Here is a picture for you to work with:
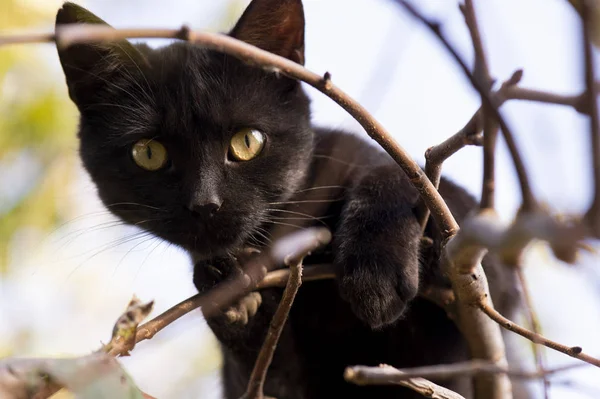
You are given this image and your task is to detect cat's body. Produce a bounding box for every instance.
[197,130,518,399]
[55,1,522,398]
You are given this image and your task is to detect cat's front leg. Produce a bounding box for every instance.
[193,254,279,349]
[193,253,263,326]
[334,165,422,329]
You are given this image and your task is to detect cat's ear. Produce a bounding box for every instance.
[230,0,305,65]
[55,2,148,105]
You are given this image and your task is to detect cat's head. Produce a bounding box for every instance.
[55,0,313,259]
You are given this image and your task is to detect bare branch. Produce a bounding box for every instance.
[418,70,523,233]
[241,255,304,399]
[344,361,586,383]
[0,31,54,46]
[257,263,335,289]
[582,1,600,238]
[106,228,331,357]
[395,0,536,212]
[503,86,589,113]
[461,0,499,210]
[345,364,466,399]
[446,209,582,270]
[515,269,550,399]
[479,300,600,368]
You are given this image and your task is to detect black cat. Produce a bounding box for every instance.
[55,1,523,398]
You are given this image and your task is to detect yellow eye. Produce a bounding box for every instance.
[229,128,265,161]
[131,139,168,171]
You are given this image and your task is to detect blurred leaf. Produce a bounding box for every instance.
[0,353,146,399]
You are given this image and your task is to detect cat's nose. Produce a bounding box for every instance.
[189,200,222,217]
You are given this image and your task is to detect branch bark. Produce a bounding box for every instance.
[345,365,466,399]
[241,255,304,399]
[461,0,499,210]
[479,300,600,368]
[106,228,331,357]
[344,361,585,383]
[395,0,536,212]
[582,0,600,238]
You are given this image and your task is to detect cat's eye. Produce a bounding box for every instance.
[131,139,168,171]
[229,128,265,162]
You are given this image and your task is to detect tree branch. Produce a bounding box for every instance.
[395,0,536,212]
[417,70,523,232]
[461,0,499,210]
[582,1,600,238]
[479,300,600,368]
[515,268,550,399]
[106,228,331,357]
[344,360,585,383]
[241,255,304,399]
[345,365,466,399]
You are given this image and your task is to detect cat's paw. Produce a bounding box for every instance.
[193,257,236,294]
[193,248,262,294]
[338,265,417,329]
[223,292,263,325]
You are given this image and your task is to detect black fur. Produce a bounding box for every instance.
[55,1,522,398]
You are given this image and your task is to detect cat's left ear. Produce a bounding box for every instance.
[230,0,305,65]
[55,2,149,106]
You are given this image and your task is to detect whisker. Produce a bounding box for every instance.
[64,231,156,280]
[313,154,370,167]
[265,208,330,227]
[293,185,346,193]
[269,198,344,205]
[261,220,307,230]
[104,202,165,211]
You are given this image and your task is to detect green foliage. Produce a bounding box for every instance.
[0,0,78,272]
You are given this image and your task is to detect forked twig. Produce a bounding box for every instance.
[106,228,331,357]
[395,0,536,212]
[479,300,600,368]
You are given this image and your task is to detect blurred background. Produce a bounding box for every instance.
[1,0,600,398]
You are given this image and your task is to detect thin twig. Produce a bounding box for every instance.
[106,228,331,357]
[344,361,586,383]
[516,268,550,399]
[395,0,536,211]
[461,0,498,210]
[257,263,335,288]
[241,256,304,399]
[345,365,466,399]
[418,70,523,232]
[503,86,589,113]
[582,0,600,238]
[479,300,600,368]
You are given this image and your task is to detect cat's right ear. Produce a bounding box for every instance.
[230,0,305,65]
[55,2,148,106]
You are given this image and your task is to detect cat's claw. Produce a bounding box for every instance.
[223,292,262,325]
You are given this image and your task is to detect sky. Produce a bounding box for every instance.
[2,0,600,398]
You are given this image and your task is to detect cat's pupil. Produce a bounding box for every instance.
[244,134,251,148]
[146,146,153,159]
